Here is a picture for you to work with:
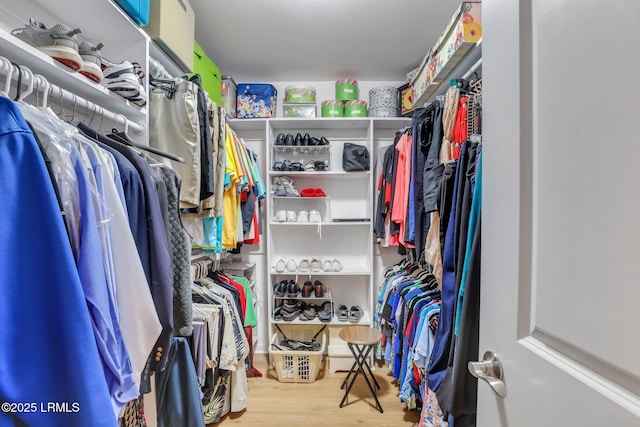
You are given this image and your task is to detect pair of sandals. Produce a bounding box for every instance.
[336,305,363,322]
[299,301,330,321]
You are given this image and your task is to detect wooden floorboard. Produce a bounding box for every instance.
[210,354,421,426]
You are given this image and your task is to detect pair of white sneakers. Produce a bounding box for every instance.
[273,209,321,223]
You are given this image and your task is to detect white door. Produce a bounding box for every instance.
[479,0,640,424]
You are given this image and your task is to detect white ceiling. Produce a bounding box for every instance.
[190,0,462,82]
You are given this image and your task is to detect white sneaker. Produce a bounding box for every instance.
[297,210,309,223]
[286,210,297,222]
[274,259,286,273]
[273,210,287,222]
[309,210,321,222]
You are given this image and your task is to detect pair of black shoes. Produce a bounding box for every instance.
[274,280,299,298]
[275,133,330,146]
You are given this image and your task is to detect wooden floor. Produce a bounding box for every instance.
[210,354,421,427]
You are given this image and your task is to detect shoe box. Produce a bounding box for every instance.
[192,40,221,105]
[144,0,195,72]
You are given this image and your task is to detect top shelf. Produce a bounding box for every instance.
[227,117,412,132]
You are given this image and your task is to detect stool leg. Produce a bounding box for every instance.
[339,343,383,413]
[340,358,359,390]
[353,345,383,413]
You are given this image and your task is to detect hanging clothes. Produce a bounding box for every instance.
[0,95,119,427]
[155,338,206,427]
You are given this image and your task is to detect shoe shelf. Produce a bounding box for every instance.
[269,221,370,226]
[273,145,331,155]
[0,29,144,118]
[271,311,371,326]
[0,0,149,143]
[271,270,371,276]
[273,293,332,301]
[271,195,329,200]
[269,171,370,177]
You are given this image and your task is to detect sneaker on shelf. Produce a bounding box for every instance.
[101,57,147,106]
[11,19,83,71]
[127,61,147,107]
[309,210,321,222]
[286,210,297,223]
[297,210,309,223]
[273,210,287,223]
[78,40,104,83]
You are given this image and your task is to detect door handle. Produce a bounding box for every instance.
[468,351,507,398]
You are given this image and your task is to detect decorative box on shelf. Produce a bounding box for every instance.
[236,83,277,118]
[283,103,317,118]
[411,1,482,108]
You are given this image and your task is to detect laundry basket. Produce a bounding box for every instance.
[269,328,326,383]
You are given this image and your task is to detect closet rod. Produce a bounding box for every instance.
[0,56,145,135]
[462,58,482,80]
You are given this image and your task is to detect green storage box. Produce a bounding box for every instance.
[335,79,358,102]
[192,40,221,105]
[344,100,368,117]
[321,100,344,117]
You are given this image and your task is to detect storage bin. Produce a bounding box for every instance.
[145,0,195,72]
[192,41,221,105]
[114,0,150,26]
[283,103,316,118]
[335,79,358,102]
[344,100,368,117]
[411,1,482,107]
[368,86,399,117]
[221,75,237,118]
[284,85,316,104]
[236,83,277,118]
[269,331,325,383]
[321,100,344,117]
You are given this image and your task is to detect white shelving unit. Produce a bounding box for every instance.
[225,116,411,372]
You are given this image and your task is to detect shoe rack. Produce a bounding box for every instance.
[229,117,411,372]
[0,0,150,144]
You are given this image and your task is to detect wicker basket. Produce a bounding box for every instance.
[269,330,326,383]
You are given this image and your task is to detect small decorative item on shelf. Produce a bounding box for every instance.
[399,83,415,117]
[236,83,277,118]
[321,100,344,117]
[368,86,399,117]
[344,100,368,117]
[335,78,358,101]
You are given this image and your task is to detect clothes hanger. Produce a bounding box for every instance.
[10,62,23,101]
[0,57,13,97]
[108,117,186,164]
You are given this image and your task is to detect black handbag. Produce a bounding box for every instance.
[342,143,370,171]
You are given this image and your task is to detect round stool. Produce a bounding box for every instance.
[338,325,383,413]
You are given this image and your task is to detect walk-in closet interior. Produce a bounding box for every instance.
[2,0,638,426]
